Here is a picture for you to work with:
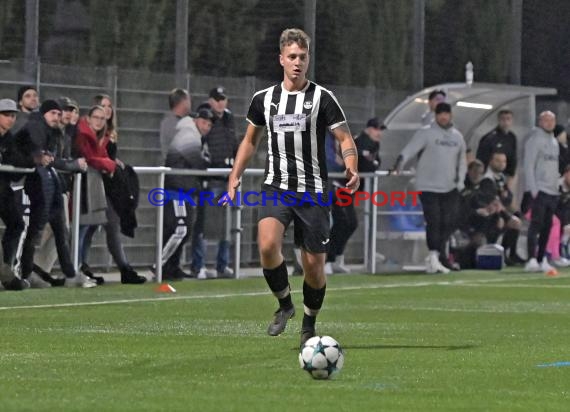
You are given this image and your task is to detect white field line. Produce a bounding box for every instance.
[0,274,566,312]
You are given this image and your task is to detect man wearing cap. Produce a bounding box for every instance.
[33,97,88,284]
[160,88,191,160]
[158,107,214,280]
[393,102,467,274]
[0,99,30,290]
[190,87,238,279]
[15,99,96,288]
[421,89,447,126]
[12,85,39,134]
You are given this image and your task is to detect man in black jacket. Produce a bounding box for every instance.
[32,97,89,285]
[476,109,517,185]
[15,99,96,288]
[0,99,29,290]
[191,87,238,279]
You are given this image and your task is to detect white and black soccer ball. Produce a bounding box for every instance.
[298,335,344,379]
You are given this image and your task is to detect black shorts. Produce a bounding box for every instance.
[257,195,331,254]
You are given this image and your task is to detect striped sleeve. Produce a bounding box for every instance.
[320,89,347,130]
[246,91,266,127]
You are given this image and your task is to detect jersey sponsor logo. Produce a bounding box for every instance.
[543,154,558,161]
[303,100,313,110]
[273,114,307,133]
[435,139,459,147]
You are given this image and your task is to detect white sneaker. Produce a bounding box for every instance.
[540,259,558,275]
[217,266,234,278]
[426,252,449,274]
[197,268,217,280]
[66,272,97,288]
[552,257,570,268]
[331,256,351,273]
[525,258,541,272]
[28,272,51,289]
[324,262,333,275]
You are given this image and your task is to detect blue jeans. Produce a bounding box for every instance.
[191,185,230,272]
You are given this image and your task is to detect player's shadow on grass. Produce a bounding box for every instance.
[342,344,477,351]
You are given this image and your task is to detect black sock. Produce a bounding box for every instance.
[502,229,519,257]
[263,260,292,309]
[302,281,326,330]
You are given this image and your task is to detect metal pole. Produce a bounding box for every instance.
[363,176,371,270]
[155,172,165,283]
[411,0,425,90]
[175,0,189,88]
[24,0,39,80]
[233,204,242,279]
[71,173,82,271]
[510,0,523,84]
[370,174,379,274]
[304,0,317,81]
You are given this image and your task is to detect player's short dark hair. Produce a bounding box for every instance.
[428,89,446,101]
[279,28,310,52]
[498,109,513,117]
[468,159,484,171]
[168,88,189,110]
[490,150,507,159]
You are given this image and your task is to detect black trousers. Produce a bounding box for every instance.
[0,186,25,265]
[419,190,459,255]
[20,167,75,278]
[327,192,358,262]
[161,200,194,271]
[526,191,559,262]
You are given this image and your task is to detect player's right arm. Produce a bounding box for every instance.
[224,124,265,204]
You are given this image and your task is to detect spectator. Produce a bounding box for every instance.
[522,111,560,274]
[480,151,524,265]
[393,102,466,273]
[0,99,29,291]
[421,89,446,126]
[160,88,191,160]
[555,124,569,175]
[15,99,96,288]
[159,107,213,281]
[355,117,385,189]
[476,109,517,186]
[76,103,146,284]
[191,87,238,279]
[12,86,39,134]
[324,130,357,274]
[69,99,80,126]
[33,97,88,286]
[557,165,570,259]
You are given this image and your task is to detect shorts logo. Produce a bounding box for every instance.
[303,101,313,110]
[321,238,330,245]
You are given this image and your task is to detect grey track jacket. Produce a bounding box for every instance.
[399,122,467,193]
[523,127,559,196]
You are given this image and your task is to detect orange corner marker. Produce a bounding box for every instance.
[156,283,177,293]
[545,269,558,277]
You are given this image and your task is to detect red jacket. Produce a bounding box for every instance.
[75,117,116,174]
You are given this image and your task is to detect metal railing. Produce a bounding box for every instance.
[0,165,416,281]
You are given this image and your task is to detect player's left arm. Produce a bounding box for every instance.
[332,124,359,193]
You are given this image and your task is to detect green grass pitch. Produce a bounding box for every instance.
[1,269,569,411]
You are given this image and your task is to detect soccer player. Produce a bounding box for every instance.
[223,28,359,346]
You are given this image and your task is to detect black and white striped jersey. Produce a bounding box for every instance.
[246,81,347,194]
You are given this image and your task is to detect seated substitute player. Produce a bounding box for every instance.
[222,28,359,346]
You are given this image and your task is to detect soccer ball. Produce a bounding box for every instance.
[298,335,344,379]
